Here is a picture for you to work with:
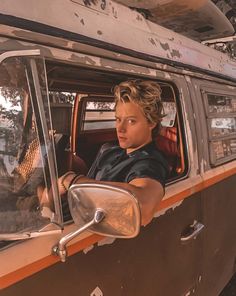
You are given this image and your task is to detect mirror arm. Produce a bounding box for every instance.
[52,209,105,262]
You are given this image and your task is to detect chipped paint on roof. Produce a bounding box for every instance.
[0,0,236,80]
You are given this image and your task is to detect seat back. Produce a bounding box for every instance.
[155,126,181,176]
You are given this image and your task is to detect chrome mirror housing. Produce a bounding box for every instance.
[53,183,140,262]
[69,183,141,238]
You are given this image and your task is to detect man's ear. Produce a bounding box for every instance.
[148,121,157,131]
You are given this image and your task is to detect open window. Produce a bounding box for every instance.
[48,64,187,181]
[39,60,187,200]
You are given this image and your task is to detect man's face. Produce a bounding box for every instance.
[115,101,155,153]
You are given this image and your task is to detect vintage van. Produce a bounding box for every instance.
[0,0,236,295]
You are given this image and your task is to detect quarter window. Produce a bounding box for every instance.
[203,91,236,165]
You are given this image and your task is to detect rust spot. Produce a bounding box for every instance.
[170,49,181,58]
[160,42,170,51]
[112,6,118,18]
[80,19,85,25]
[97,30,103,35]
[149,38,156,46]
[83,0,98,6]
[136,14,143,21]
[100,58,151,74]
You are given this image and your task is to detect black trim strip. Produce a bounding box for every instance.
[0,13,236,83]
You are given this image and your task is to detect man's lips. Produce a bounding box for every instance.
[118,136,127,141]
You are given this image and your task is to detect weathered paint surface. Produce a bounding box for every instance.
[0,2,236,292]
[114,0,234,40]
[0,0,236,80]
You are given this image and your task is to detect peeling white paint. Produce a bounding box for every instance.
[200,158,205,174]
[164,72,171,79]
[154,200,183,218]
[83,244,94,254]
[97,237,116,246]
[90,286,103,296]
[1,0,236,80]
[185,75,191,83]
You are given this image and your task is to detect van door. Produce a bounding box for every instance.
[0,50,62,245]
[1,69,204,296]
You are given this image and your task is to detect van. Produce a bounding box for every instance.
[0,1,236,295]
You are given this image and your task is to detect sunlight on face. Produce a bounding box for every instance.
[115,101,155,153]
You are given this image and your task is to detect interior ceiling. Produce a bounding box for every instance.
[46,62,173,94]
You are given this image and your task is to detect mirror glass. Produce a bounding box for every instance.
[68,183,141,238]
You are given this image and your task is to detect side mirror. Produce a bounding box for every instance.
[53,183,141,262]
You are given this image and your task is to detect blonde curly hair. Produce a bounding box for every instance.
[114,79,165,137]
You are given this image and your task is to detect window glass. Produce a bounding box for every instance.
[210,117,236,137]
[204,92,236,165]
[49,91,75,135]
[162,102,176,127]
[212,139,236,160]
[82,101,115,131]
[0,56,58,234]
[207,94,236,114]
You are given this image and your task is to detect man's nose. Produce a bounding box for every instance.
[117,120,126,132]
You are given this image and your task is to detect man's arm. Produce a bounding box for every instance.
[58,174,164,226]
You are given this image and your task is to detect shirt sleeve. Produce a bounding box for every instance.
[125,158,169,187]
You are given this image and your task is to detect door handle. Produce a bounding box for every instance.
[181,221,204,242]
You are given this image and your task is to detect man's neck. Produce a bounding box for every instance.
[126,140,153,154]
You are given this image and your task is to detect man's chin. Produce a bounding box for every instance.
[118,141,129,149]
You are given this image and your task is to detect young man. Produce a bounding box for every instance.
[57,80,169,225]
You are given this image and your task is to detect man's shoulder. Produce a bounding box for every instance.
[99,142,120,154]
[134,144,169,172]
[98,143,122,163]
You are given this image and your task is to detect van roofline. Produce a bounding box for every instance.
[0,0,236,81]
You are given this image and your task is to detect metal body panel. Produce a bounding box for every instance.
[0,0,236,81]
[1,193,203,296]
[0,4,236,293]
[201,173,236,296]
[114,0,234,41]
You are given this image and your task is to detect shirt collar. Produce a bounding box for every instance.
[126,141,155,158]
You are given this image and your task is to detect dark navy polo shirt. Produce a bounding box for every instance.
[88,142,169,188]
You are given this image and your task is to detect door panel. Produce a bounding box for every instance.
[2,192,203,296]
[201,174,236,296]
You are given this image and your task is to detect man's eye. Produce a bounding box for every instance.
[128,119,136,124]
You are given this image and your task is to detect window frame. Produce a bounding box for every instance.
[72,79,189,183]
[0,50,63,243]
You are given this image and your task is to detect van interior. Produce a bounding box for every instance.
[46,61,186,182]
